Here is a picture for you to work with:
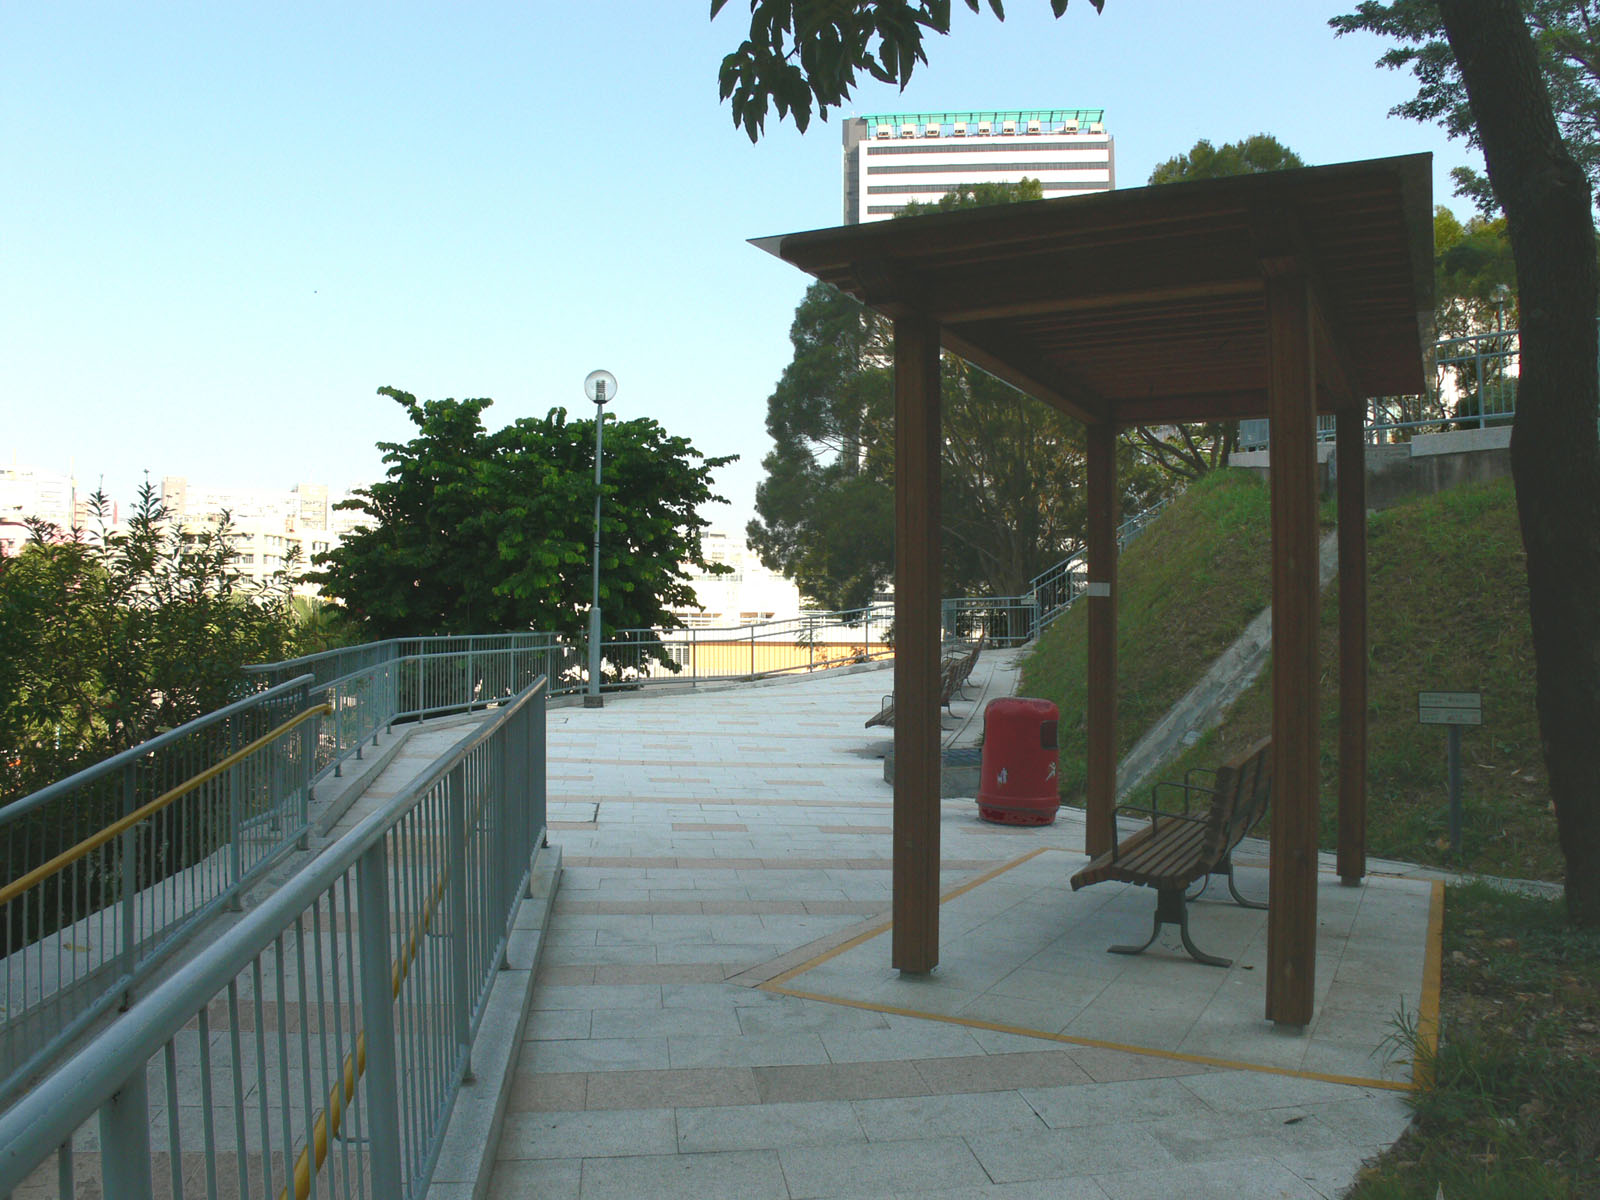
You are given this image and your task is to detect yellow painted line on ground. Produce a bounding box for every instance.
[762,845,1442,1094]
[762,848,1049,989]
[1415,879,1446,1089]
[764,980,1414,1092]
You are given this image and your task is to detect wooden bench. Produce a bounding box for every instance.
[1069,738,1272,967]
[865,635,985,729]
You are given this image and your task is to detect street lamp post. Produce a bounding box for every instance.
[583,370,616,708]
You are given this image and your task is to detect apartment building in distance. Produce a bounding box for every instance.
[0,464,93,557]
[842,108,1114,224]
[159,476,372,592]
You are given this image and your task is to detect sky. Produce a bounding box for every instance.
[1,2,1474,536]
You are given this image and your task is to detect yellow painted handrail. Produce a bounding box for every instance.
[282,841,454,1200]
[0,704,333,909]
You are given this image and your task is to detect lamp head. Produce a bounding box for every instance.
[584,369,618,407]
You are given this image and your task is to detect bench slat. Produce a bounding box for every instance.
[1070,739,1272,894]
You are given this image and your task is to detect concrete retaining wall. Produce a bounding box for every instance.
[1231,425,1511,510]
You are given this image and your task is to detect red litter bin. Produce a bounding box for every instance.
[978,697,1060,825]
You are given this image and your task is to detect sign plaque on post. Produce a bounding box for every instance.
[1418,691,1482,853]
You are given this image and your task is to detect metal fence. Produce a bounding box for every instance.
[246,634,578,784]
[0,676,324,1111]
[0,676,549,1200]
[1238,324,1523,451]
[1023,494,1175,633]
[598,606,895,690]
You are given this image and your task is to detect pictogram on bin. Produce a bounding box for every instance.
[977,697,1060,825]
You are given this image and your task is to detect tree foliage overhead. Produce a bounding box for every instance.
[313,388,733,653]
[1331,0,1600,213]
[1147,134,1305,185]
[710,0,1096,140]
[0,485,302,803]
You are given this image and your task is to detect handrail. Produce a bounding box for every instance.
[281,761,466,1200]
[0,672,316,819]
[0,677,549,1197]
[0,705,331,909]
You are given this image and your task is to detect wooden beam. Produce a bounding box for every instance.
[934,277,1263,325]
[892,313,943,974]
[1336,407,1369,884]
[1265,273,1320,1028]
[940,326,1109,425]
[1113,391,1269,425]
[1084,422,1118,858]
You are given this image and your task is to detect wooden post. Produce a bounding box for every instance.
[1336,406,1368,884]
[1265,275,1319,1027]
[892,313,942,974]
[1085,421,1118,858]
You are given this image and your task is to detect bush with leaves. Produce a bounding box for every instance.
[311,388,734,673]
[0,483,302,805]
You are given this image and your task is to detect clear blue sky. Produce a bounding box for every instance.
[1,2,1470,533]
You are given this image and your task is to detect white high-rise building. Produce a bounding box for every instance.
[672,531,802,628]
[842,108,1114,224]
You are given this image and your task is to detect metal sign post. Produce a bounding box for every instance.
[1418,691,1483,853]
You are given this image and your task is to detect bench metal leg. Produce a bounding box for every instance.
[1186,858,1268,911]
[1219,854,1268,910]
[1109,886,1232,968]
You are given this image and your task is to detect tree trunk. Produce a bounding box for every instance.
[1439,0,1600,925]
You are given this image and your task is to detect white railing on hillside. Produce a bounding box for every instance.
[1024,494,1175,634]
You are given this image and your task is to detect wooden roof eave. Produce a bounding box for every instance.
[751,151,1435,424]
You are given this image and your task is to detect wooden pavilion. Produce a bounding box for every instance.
[756,154,1434,1025]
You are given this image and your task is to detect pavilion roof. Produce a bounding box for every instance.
[754,153,1433,426]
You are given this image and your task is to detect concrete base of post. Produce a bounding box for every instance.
[583,695,604,709]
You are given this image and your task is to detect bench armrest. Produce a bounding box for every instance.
[1148,778,1219,816]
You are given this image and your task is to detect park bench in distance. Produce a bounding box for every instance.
[865,634,985,729]
[1069,737,1272,967]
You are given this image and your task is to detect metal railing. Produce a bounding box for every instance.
[0,676,549,1200]
[598,605,895,689]
[1239,324,1524,450]
[0,676,324,1109]
[1023,494,1175,633]
[247,634,578,784]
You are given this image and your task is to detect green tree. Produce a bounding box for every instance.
[1332,0,1600,213]
[313,388,734,667]
[711,0,1096,140]
[0,484,301,802]
[1147,134,1305,185]
[898,177,1045,214]
[747,282,895,610]
[1434,204,1518,336]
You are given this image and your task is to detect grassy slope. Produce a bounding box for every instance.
[1020,469,1274,797]
[1021,470,1554,880]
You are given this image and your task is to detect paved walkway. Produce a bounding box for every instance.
[484,654,1434,1200]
